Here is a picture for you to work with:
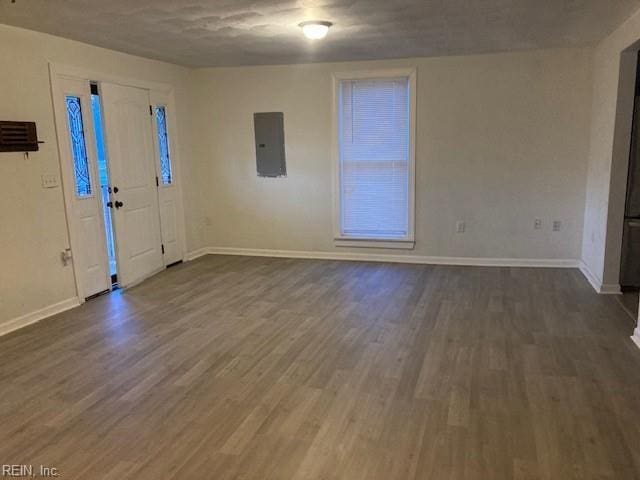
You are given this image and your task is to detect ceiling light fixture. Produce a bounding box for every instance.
[299,21,332,40]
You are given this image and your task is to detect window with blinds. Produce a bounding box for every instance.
[337,76,411,240]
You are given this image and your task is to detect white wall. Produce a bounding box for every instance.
[0,24,200,326]
[0,22,609,330]
[582,7,640,291]
[190,48,593,261]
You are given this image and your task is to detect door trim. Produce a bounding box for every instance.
[49,62,187,301]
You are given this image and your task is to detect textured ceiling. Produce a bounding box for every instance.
[1,0,639,67]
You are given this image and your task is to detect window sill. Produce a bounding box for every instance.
[334,238,415,250]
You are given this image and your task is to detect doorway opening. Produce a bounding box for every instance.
[90,82,118,287]
[619,53,640,319]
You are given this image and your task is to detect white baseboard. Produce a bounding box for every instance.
[579,261,602,292]
[578,261,622,295]
[189,246,580,269]
[191,247,622,296]
[600,284,623,294]
[632,328,640,350]
[0,297,80,337]
[185,247,210,262]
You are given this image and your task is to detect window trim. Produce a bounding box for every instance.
[332,68,417,249]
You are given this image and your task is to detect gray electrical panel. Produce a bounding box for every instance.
[254,112,286,177]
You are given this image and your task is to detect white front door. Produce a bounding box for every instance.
[54,77,111,299]
[100,83,164,287]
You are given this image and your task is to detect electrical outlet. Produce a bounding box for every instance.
[534,219,542,230]
[553,221,561,232]
[456,221,465,233]
[41,174,59,189]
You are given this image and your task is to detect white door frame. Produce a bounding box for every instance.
[49,62,187,303]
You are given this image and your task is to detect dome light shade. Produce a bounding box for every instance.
[299,21,332,40]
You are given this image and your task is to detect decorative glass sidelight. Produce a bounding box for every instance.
[65,96,92,197]
[155,106,172,185]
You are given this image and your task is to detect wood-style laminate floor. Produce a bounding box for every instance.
[1,255,640,480]
[619,290,639,321]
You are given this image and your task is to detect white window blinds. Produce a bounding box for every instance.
[338,77,410,239]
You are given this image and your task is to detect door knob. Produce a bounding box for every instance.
[115,200,124,209]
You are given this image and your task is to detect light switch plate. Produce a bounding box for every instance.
[41,174,59,188]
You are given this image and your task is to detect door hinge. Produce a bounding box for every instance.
[149,105,153,115]
[161,244,165,255]
[155,176,159,187]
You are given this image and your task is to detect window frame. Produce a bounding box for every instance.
[332,68,417,249]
